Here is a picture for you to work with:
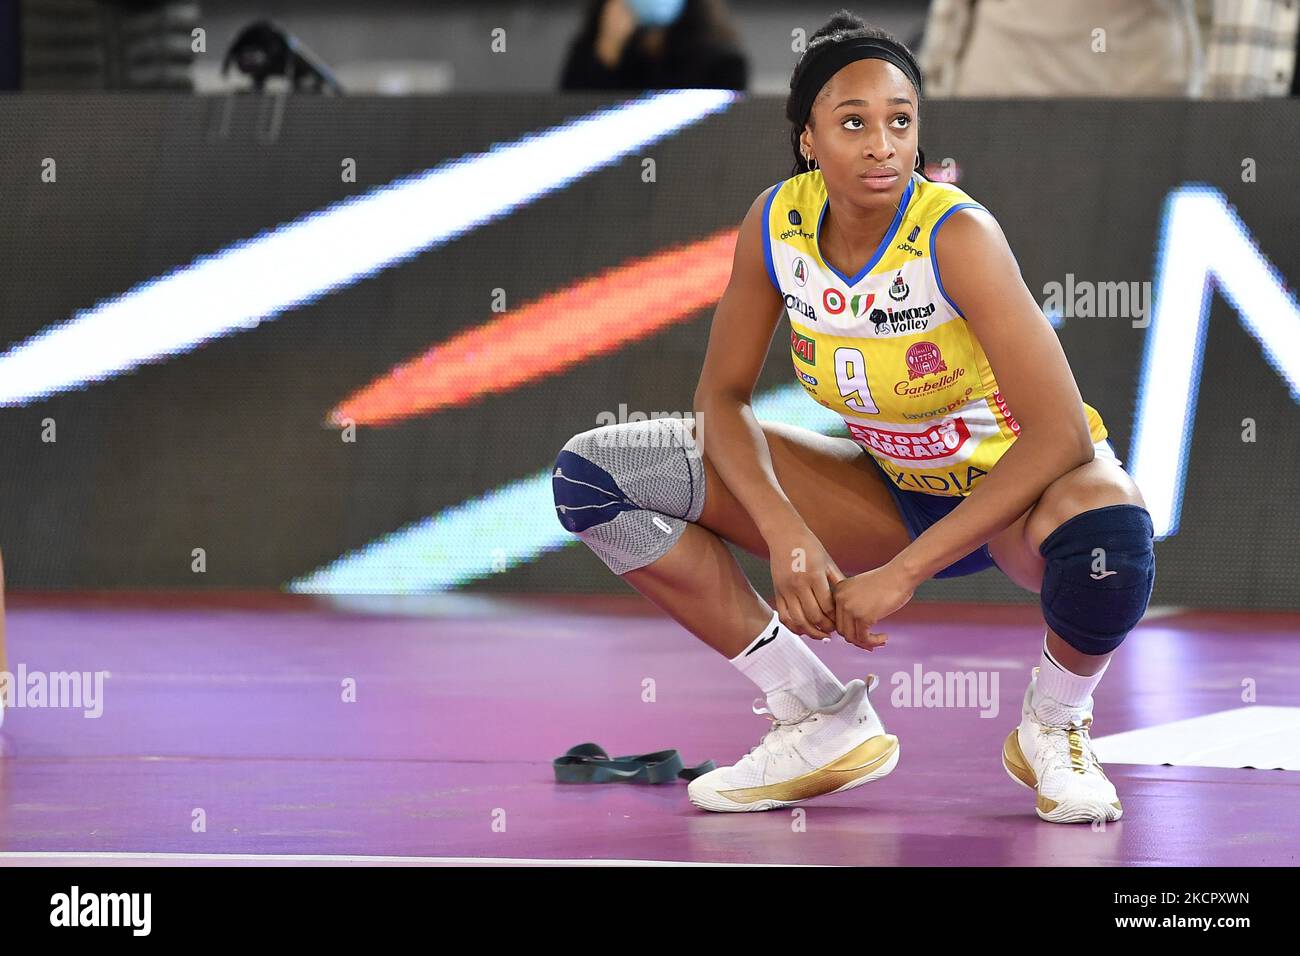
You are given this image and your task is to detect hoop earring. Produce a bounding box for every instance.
[804,152,818,171]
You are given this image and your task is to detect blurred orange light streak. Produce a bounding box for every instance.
[329,229,738,426]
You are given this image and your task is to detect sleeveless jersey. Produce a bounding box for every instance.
[762,169,1108,497]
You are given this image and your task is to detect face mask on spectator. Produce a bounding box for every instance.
[626,0,686,28]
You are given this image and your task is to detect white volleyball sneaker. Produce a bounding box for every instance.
[1002,667,1123,824]
[687,675,899,812]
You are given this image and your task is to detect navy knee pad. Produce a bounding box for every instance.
[552,448,640,533]
[551,418,704,575]
[1038,504,1156,656]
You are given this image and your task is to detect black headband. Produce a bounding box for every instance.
[790,36,922,131]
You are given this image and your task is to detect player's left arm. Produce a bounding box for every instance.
[895,206,1096,582]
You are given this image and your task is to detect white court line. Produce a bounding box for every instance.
[1093,705,1300,771]
[0,851,809,867]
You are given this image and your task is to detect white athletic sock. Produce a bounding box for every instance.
[1032,632,1111,726]
[730,610,845,721]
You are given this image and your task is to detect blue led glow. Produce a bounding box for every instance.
[289,385,843,593]
[1130,184,1300,539]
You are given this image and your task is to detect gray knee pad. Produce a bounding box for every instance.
[552,417,705,575]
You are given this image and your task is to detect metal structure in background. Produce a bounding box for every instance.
[221,19,343,94]
[19,0,199,90]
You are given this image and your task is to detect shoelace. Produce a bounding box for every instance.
[1035,713,1103,775]
[743,677,881,760]
[745,698,820,757]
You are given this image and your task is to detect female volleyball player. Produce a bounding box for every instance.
[552,10,1155,823]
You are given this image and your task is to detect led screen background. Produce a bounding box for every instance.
[0,94,1296,607]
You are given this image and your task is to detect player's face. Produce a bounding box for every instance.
[801,58,919,209]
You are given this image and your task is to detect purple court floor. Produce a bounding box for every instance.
[1,593,1296,867]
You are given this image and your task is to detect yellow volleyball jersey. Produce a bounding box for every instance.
[762,169,1108,497]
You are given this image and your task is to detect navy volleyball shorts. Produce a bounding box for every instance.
[866,438,1121,580]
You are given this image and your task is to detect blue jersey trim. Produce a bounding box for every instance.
[761,181,783,292]
[930,202,985,318]
[815,175,916,288]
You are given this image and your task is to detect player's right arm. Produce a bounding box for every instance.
[693,187,840,639]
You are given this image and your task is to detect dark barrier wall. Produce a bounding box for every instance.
[0,94,1297,607]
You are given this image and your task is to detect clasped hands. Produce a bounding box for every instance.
[768,528,919,651]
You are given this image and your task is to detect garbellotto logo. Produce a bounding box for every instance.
[790,329,816,365]
[846,417,973,461]
[823,288,846,314]
[894,367,966,396]
[905,341,948,380]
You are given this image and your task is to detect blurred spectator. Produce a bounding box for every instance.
[560,0,747,91]
[919,0,1202,96]
[1203,0,1300,96]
